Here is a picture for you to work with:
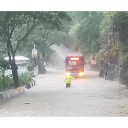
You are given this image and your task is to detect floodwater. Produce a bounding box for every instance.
[0,65,128,117]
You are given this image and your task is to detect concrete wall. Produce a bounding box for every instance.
[0,87,25,105]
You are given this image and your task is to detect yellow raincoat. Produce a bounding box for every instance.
[64,74,75,83]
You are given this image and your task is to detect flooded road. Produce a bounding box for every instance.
[0,65,128,116]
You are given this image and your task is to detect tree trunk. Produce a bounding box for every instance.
[37,53,46,74]
[11,62,20,88]
[38,58,45,74]
[7,42,20,88]
[113,24,115,46]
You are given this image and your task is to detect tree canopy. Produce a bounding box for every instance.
[1,11,128,87]
[73,11,103,54]
[0,11,72,87]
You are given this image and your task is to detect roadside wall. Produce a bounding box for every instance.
[0,87,25,105]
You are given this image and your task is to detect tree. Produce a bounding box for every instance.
[16,13,73,73]
[0,58,10,87]
[0,11,71,88]
[19,24,74,73]
[74,11,103,54]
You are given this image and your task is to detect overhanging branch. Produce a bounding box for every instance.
[14,17,36,53]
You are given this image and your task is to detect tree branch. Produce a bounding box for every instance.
[0,26,9,36]
[9,25,15,40]
[47,42,56,48]
[27,16,31,31]
[14,17,36,53]
[46,36,64,48]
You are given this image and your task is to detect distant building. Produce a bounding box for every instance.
[4,56,30,65]
[4,56,30,75]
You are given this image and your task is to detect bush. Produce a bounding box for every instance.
[95,49,104,68]
[18,71,33,85]
[0,71,34,92]
[0,74,15,92]
[4,75,14,89]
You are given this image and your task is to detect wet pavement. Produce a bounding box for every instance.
[0,66,128,116]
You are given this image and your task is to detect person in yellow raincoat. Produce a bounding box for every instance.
[64,74,75,88]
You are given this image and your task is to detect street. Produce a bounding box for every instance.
[0,65,128,117]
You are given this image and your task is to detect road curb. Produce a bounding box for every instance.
[0,86,25,105]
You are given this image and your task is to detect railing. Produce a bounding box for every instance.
[33,66,39,76]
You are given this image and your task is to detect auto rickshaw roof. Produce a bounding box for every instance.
[64,53,84,63]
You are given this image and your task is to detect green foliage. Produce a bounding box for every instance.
[17,25,74,59]
[4,75,14,89]
[0,58,10,73]
[18,71,33,85]
[0,71,33,92]
[13,12,72,58]
[2,11,128,85]
[100,11,128,63]
[74,11,103,54]
[0,11,72,87]
[0,74,14,92]
[122,53,128,64]
[95,49,104,68]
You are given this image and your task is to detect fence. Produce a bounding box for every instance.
[33,66,39,76]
